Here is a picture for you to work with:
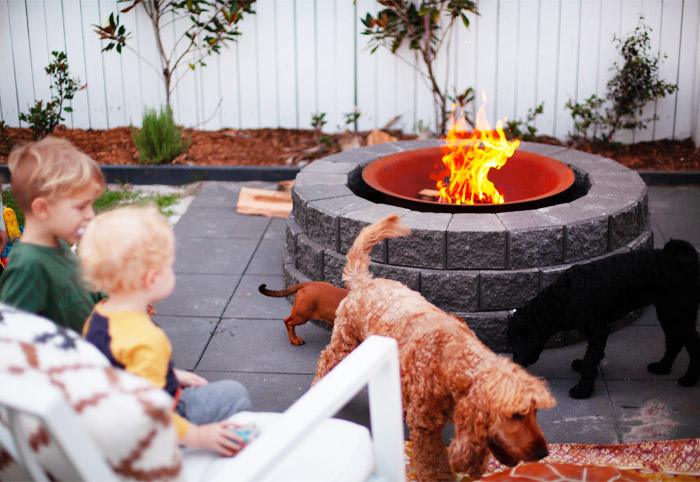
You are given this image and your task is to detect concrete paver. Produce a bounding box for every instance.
[158,182,700,448]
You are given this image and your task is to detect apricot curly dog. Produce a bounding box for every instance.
[313,214,556,481]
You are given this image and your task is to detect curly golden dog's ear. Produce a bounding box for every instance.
[448,397,491,478]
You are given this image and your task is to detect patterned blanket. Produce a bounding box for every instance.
[404,438,700,481]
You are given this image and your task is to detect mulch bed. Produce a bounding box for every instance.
[1,127,698,171]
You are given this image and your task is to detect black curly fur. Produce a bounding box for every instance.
[507,239,700,399]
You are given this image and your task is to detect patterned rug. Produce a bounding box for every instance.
[404,438,700,481]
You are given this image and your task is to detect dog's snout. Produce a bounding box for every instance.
[533,446,549,460]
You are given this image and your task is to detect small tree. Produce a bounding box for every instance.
[360,0,479,136]
[19,51,85,139]
[566,17,678,144]
[96,0,255,108]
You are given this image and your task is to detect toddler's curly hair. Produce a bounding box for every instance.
[79,206,174,294]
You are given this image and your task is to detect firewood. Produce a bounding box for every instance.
[418,188,440,200]
[236,187,292,218]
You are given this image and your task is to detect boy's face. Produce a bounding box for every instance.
[45,187,101,245]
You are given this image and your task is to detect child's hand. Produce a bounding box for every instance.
[174,368,208,387]
[147,302,157,315]
[183,421,245,457]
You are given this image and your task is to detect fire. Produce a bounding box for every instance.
[432,96,520,204]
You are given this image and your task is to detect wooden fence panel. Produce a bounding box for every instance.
[1,0,698,145]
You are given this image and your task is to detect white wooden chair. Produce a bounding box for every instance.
[0,335,405,482]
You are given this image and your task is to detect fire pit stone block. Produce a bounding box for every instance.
[497,211,564,269]
[479,269,540,311]
[386,211,452,269]
[338,204,411,260]
[295,234,325,281]
[420,270,479,312]
[447,214,508,269]
[306,196,375,251]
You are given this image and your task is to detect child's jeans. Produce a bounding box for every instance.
[175,380,251,425]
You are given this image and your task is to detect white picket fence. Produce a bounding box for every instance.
[1,0,699,144]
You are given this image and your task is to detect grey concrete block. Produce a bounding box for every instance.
[306,195,374,251]
[368,263,421,291]
[517,142,570,156]
[508,226,564,269]
[338,204,411,260]
[588,170,646,186]
[299,160,359,174]
[392,139,444,150]
[587,183,647,202]
[627,230,654,251]
[357,142,404,155]
[285,215,302,257]
[387,211,451,269]
[295,234,324,280]
[456,311,511,352]
[291,189,307,231]
[564,216,609,262]
[293,172,348,187]
[421,270,479,312]
[322,250,346,288]
[609,199,641,250]
[447,214,507,269]
[551,150,630,173]
[480,269,539,310]
[318,149,384,164]
[539,263,573,290]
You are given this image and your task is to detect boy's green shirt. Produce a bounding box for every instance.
[0,239,105,333]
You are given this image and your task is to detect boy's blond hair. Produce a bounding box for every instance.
[8,136,105,212]
[79,206,175,294]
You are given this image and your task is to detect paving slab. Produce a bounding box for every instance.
[197,318,329,372]
[156,273,240,317]
[245,239,287,275]
[174,207,272,238]
[222,274,297,319]
[607,380,700,443]
[153,315,218,371]
[536,378,619,444]
[175,236,259,274]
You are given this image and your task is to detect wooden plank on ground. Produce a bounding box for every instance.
[236,187,292,218]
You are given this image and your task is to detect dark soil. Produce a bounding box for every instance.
[1,127,698,171]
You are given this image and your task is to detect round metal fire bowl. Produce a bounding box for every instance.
[362,147,576,213]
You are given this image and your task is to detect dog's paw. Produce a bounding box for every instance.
[569,383,594,399]
[572,359,599,377]
[290,338,306,346]
[647,361,672,375]
[678,371,699,387]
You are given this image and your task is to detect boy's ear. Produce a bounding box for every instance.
[143,268,157,290]
[30,197,51,220]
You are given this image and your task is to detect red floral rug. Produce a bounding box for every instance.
[404,438,700,481]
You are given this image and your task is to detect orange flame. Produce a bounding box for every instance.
[432,95,520,204]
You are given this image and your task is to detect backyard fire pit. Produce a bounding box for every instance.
[362,147,576,213]
[284,139,651,351]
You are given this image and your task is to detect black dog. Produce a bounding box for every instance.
[507,239,700,399]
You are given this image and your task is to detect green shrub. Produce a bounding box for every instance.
[132,106,190,165]
[19,51,85,139]
[566,17,678,144]
[505,102,545,141]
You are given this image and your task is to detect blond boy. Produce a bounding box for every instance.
[1,136,106,332]
[79,206,251,456]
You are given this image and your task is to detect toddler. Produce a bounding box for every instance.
[80,206,251,456]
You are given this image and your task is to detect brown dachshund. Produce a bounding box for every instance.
[258,282,348,345]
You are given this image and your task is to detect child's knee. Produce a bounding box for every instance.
[216,379,251,414]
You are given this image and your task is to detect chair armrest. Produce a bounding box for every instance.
[224,335,405,482]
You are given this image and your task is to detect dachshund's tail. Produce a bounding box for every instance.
[258,282,312,298]
[342,213,411,290]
